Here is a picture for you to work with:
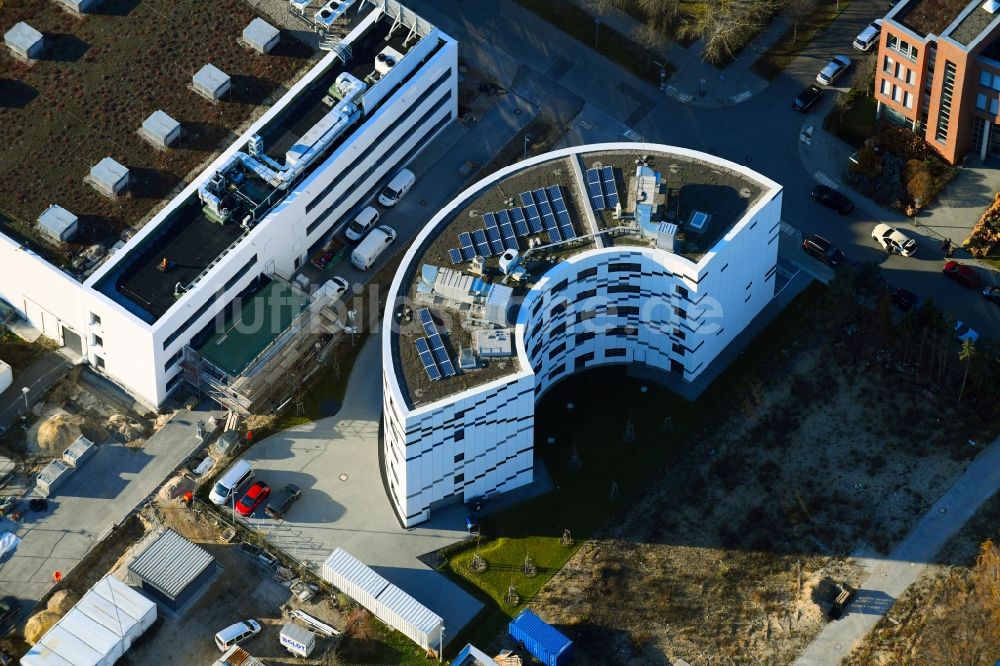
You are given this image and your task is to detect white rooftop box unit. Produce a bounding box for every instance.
[38,205,79,244]
[141,110,181,148]
[193,63,231,101]
[243,17,281,54]
[5,22,44,61]
[0,360,11,395]
[375,46,404,76]
[656,221,678,252]
[321,548,444,653]
[688,210,711,233]
[475,329,513,357]
[56,0,98,14]
[21,575,157,666]
[89,157,130,197]
[485,284,513,325]
[37,459,73,497]
[63,435,96,468]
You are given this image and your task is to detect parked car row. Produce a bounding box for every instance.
[794,15,884,112]
[208,459,302,520]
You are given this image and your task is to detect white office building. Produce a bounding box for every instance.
[0,0,457,410]
[382,144,783,526]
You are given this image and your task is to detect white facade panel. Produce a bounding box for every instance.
[382,144,783,526]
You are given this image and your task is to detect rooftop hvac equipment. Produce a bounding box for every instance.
[475,329,513,358]
[656,222,678,252]
[38,205,79,244]
[21,575,157,666]
[499,249,520,276]
[4,22,44,60]
[985,0,1000,13]
[56,0,97,14]
[37,459,73,497]
[243,17,281,54]
[315,0,357,29]
[141,110,181,148]
[62,435,96,468]
[375,46,405,76]
[89,157,130,197]
[687,210,712,233]
[458,347,477,370]
[193,63,232,101]
[485,284,513,325]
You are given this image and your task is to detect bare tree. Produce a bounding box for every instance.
[786,0,817,43]
[680,0,783,64]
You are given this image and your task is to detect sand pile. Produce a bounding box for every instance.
[24,610,60,645]
[36,414,108,456]
[107,413,147,443]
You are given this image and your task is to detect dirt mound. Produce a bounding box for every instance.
[47,589,79,615]
[107,413,147,443]
[158,475,195,502]
[24,610,60,645]
[36,414,109,456]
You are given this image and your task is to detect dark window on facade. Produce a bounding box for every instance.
[164,350,182,372]
[673,306,687,320]
[90,313,101,326]
[95,356,106,369]
[746,281,753,291]
[548,342,566,358]
[454,452,464,463]
[552,279,568,293]
[605,348,627,358]
[454,473,465,484]
[670,359,684,374]
[548,363,565,378]
[550,301,567,317]
[224,255,258,291]
[455,429,465,442]
[576,288,597,301]
[551,322,566,337]
[673,328,686,340]
[672,342,686,356]
[608,262,641,273]
[675,285,689,299]
[575,352,595,369]
[720,263,729,273]
[165,372,182,392]
[575,331,595,344]
[608,284,640,294]
[92,334,103,347]
[578,267,598,280]
[576,309,596,323]
[163,296,217,350]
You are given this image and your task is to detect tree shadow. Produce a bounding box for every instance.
[0,79,38,108]
[44,34,90,63]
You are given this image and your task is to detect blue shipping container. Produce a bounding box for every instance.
[508,609,573,666]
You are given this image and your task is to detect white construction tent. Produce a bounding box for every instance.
[22,575,157,666]
[322,548,444,653]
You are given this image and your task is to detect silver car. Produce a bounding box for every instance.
[817,55,852,85]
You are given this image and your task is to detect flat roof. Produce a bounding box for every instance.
[198,280,311,376]
[95,5,433,322]
[393,148,764,408]
[0,0,314,271]
[895,0,975,37]
[949,1,1000,44]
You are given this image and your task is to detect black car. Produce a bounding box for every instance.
[793,84,824,112]
[0,596,20,636]
[801,234,846,267]
[810,185,854,214]
[890,287,923,312]
[264,483,301,520]
[984,286,1000,304]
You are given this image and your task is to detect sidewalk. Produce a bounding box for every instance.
[794,434,1000,665]
[565,0,784,107]
[0,350,74,432]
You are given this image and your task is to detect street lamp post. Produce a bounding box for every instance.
[21,387,30,425]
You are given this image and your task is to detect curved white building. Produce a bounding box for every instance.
[382,144,783,526]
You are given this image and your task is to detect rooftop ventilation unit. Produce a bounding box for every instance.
[687,210,711,233]
[375,46,404,76]
[985,0,1000,13]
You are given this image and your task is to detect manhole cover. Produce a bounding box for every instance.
[339,474,348,481]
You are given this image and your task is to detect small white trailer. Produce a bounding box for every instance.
[280,622,316,657]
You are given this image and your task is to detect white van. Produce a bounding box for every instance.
[377,169,415,207]
[208,459,254,505]
[215,619,261,652]
[350,225,396,271]
[853,20,882,51]
[345,206,379,242]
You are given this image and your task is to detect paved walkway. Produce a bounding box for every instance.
[243,334,487,645]
[0,350,75,432]
[0,402,220,614]
[794,435,1000,665]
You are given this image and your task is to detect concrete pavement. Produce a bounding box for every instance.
[794,434,1000,665]
[0,350,74,432]
[0,402,219,613]
[241,334,486,645]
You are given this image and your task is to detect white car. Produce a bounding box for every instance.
[320,276,350,300]
[853,21,882,51]
[816,55,852,85]
[955,321,979,344]
[871,223,917,256]
[344,206,379,242]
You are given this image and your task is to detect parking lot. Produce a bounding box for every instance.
[237,334,485,644]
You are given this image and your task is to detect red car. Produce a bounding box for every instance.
[942,261,983,288]
[236,481,270,517]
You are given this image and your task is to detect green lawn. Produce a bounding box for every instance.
[752,0,851,80]
[441,286,823,650]
[824,93,878,148]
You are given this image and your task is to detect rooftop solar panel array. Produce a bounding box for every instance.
[418,308,456,378]
[585,166,619,211]
[415,337,442,381]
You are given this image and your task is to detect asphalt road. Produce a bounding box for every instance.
[404,0,1000,339]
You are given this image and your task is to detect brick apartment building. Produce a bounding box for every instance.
[875,0,1000,164]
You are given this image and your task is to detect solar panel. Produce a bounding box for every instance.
[497,209,518,250]
[510,207,530,237]
[485,225,505,255]
[602,166,619,209]
[472,229,491,256]
[458,231,475,259]
[418,308,436,337]
[548,186,575,239]
[429,333,456,377]
[448,248,463,265]
[415,338,442,381]
[534,189,561,243]
[586,168,606,210]
[483,212,498,231]
[460,245,475,261]
[520,192,544,234]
